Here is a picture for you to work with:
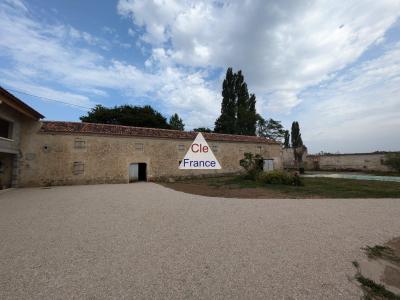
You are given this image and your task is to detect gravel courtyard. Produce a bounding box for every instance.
[1,183,400,299]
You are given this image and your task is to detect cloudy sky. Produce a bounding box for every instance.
[0,0,399,153]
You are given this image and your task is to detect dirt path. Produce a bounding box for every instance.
[1,183,400,299]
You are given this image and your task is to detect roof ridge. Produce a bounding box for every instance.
[40,121,279,144]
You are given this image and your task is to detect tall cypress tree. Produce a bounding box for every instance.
[291,121,303,147]
[235,71,249,135]
[214,68,237,134]
[246,94,257,135]
[283,130,290,148]
[214,68,257,136]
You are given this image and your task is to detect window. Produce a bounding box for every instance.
[178,144,185,151]
[74,138,86,149]
[0,118,13,139]
[73,162,84,175]
[135,143,144,151]
[256,146,262,153]
[211,145,218,153]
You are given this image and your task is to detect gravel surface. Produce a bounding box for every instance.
[1,183,400,299]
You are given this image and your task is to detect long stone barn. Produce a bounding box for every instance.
[0,87,282,188]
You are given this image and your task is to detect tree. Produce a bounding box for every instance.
[283,130,290,148]
[291,121,303,147]
[214,68,257,135]
[291,121,305,173]
[257,116,286,141]
[169,113,185,131]
[239,152,264,179]
[235,71,249,135]
[193,127,212,133]
[214,68,237,134]
[245,94,257,135]
[80,104,171,129]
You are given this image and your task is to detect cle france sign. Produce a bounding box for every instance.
[179,132,221,169]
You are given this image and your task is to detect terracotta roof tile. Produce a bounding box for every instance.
[40,121,278,144]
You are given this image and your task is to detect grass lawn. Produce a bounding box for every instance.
[161,175,400,198]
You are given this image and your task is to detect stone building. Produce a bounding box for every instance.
[0,87,44,189]
[0,87,282,188]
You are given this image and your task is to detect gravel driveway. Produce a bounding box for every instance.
[1,183,400,299]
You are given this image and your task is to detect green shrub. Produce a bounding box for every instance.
[239,152,264,180]
[383,153,400,172]
[257,170,304,186]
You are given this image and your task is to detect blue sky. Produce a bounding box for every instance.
[0,0,399,153]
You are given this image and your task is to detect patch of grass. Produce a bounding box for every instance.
[352,260,400,300]
[362,245,400,264]
[209,176,400,198]
[355,273,400,300]
[167,175,400,198]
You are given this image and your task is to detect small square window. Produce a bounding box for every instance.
[256,146,262,153]
[178,144,185,151]
[211,145,218,152]
[0,118,13,139]
[73,161,84,175]
[135,143,144,151]
[74,138,86,149]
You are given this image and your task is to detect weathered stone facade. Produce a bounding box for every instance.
[18,121,283,187]
[1,87,283,187]
[0,87,43,188]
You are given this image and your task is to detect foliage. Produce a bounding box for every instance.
[193,127,213,133]
[239,152,264,179]
[283,130,290,148]
[383,152,400,172]
[214,68,257,135]
[214,68,237,134]
[169,113,185,131]
[291,121,303,147]
[256,116,286,141]
[257,171,304,186]
[164,176,400,198]
[80,104,171,129]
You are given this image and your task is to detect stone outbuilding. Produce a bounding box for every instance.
[0,87,44,189]
[0,87,283,188]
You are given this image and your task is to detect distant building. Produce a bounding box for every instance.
[0,87,282,188]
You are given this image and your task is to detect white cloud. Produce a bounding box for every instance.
[118,0,400,112]
[0,0,399,151]
[0,0,220,127]
[299,42,400,152]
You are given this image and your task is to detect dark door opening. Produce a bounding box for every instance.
[138,163,147,181]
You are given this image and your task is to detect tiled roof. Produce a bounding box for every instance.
[40,121,278,144]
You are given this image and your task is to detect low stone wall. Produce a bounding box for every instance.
[282,148,307,169]
[305,153,397,172]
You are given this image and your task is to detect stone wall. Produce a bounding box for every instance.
[18,122,283,187]
[282,148,308,169]
[305,153,396,172]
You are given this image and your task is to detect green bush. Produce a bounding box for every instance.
[383,153,400,172]
[257,170,304,186]
[239,152,264,180]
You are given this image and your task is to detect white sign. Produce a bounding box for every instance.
[179,132,221,169]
